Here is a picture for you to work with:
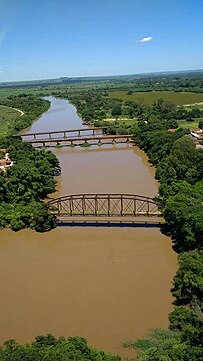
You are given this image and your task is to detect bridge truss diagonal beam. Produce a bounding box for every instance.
[47,194,162,218]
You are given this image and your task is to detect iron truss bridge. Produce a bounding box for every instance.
[47,194,162,218]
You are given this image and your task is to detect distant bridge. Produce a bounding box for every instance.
[47,194,162,218]
[15,127,107,140]
[14,127,133,146]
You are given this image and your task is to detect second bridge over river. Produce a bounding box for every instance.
[15,127,133,146]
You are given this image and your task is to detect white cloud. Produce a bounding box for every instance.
[137,36,153,43]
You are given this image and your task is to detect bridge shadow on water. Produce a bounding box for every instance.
[56,219,164,228]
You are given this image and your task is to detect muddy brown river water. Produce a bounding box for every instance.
[0,97,177,358]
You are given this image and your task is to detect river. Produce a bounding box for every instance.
[0,97,177,358]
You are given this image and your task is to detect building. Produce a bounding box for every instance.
[0,154,13,171]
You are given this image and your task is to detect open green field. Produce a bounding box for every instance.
[102,117,136,125]
[0,87,48,98]
[177,119,199,129]
[108,91,203,105]
[116,118,136,125]
[0,105,20,136]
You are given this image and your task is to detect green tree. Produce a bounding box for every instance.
[169,306,203,347]
[198,119,203,129]
[123,329,203,361]
[172,250,203,308]
[112,104,122,117]
[0,335,121,361]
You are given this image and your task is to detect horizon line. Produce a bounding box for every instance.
[0,68,203,85]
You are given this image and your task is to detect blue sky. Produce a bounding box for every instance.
[0,0,203,81]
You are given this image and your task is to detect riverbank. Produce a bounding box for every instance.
[0,95,59,232]
[127,112,203,358]
[0,136,60,231]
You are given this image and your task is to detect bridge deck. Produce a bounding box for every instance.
[56,217,164,228]
[15,127,107,138]
[25,134,133,144]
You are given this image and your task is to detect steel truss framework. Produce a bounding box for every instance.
[47,194,162,217]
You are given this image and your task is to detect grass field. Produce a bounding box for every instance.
[108,91,203,105]
[102,117,136,125]
[0,87,47,99]
[116,118,136,125]
[102,116,202,129]
[177,119,200,129]
[0,105,20,136]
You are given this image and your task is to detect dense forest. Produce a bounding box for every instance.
[0,335,121,361]
[0,137,60,231]
[122,101,203,360]
[0,95,60,231]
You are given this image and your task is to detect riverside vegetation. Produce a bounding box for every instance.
[0,94,60,231]
[122,102,203,360]
[59,90,203,360]
[0,106,21,136]
[0,94,50,135]
[0,74,203,360]
[0,335,121,361]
